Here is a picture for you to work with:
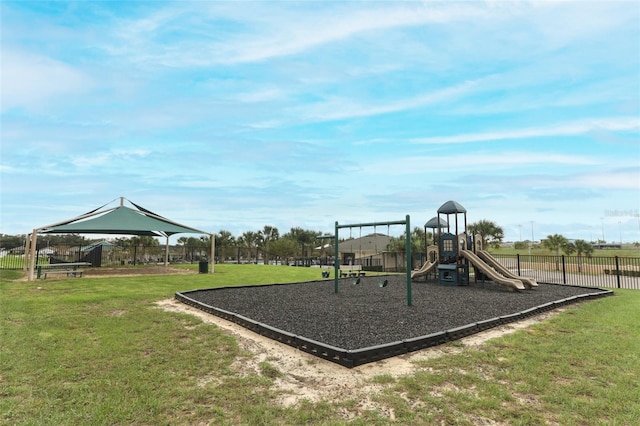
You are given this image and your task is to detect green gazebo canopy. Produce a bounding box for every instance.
[26,197,213,281]
[39,198,207,237]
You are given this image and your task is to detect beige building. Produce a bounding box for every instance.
[337,233,407,272]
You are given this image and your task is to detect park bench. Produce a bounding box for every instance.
[604,268,640,277]
[37,262,91,279]
[320,264,366,278]
[337,265,365,277]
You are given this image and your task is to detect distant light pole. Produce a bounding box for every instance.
[518,224,522,241]
[601,217,605,242]
[529,221,534,256]
[619,221,622,246]
[530,221,534,243]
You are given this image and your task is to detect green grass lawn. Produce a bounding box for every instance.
[2,264,639,425]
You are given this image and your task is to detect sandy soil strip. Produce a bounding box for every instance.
[156,298,561,410]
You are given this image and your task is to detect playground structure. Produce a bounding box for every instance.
[175,200,607,369]
[329,201,537,294]
[413,200,538,291]
[410,216,448,280]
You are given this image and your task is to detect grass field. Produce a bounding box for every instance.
[1,264,639,425]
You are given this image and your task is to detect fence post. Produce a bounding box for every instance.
[516,254,521,276]
[561,255,567,284]
[615,256,621,289]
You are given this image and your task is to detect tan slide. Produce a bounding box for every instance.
[411,260,437,280]
[460,250,525,291]
[411,245,438,280]
[477,250,538,289]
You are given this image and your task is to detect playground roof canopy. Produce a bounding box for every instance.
[437,200,467,214]
[38,197,208,237]
[424,217,449,228]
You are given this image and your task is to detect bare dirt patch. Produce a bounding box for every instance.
[156,298,563,409]
[82,265,196,278]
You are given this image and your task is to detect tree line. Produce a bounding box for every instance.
[179,220,510,263]
[1,219,508,263]
[179,226,433,264]
[5,219,637,258]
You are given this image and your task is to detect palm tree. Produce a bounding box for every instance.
[572,239,594,273]
[388,236,407,253]
[411,227,426,254]
[270,237,298,264]
[468,220,504,250]
[283,227,318,260]
[177,236,205,262]
[128,236,161,263]
[258,225,279,265]
[543,234,569,271]
[177,236,189,260]
[239,231,258,263]
[215,230,236,261]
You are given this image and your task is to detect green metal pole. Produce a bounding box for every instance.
[334,221,339,294]
[406,215,412,306]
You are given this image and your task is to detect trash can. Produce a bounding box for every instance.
[198,261,209,274]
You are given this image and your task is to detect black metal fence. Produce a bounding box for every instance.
[2,246,638,290]
[0,244,208,270]
[491,254,640,290]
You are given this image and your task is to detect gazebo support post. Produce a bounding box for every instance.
[28,229,38,281]
[210,233,215,273]
[23,234,31,272]
[164,236,170,267]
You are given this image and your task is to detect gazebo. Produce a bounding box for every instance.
[25,197,213,281]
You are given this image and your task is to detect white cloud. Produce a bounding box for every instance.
[570,170,640,190]
[1,50,93,112]
[292,79,479,123]
[360,151,598,177]
[213,4,490,64]
[411,117,640,144]
[234,87,285,103]
[70,149,151,168]
[0,164,17,173]
[101,2,493,67]
[176,180,224,189]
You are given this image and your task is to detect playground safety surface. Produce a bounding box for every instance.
[176,276,611,367]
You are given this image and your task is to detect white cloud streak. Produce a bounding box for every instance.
[1,50,93,112]
[69,149,151,168]
[411,117,640,144]
[101,2,493,67]
[360,151,599,177]
[294,79,480,122]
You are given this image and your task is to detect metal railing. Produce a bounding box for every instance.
[0,244,206,270]
[3,246,638,291]
[491,254,640,290]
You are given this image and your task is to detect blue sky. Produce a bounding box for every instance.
[1,1,639,243]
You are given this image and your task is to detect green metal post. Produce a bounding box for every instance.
[334,221,339,294]
[405,215,412,306]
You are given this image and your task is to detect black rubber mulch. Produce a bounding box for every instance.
[180,275,610,350]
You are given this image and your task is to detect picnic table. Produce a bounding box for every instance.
[37,262,92,279]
